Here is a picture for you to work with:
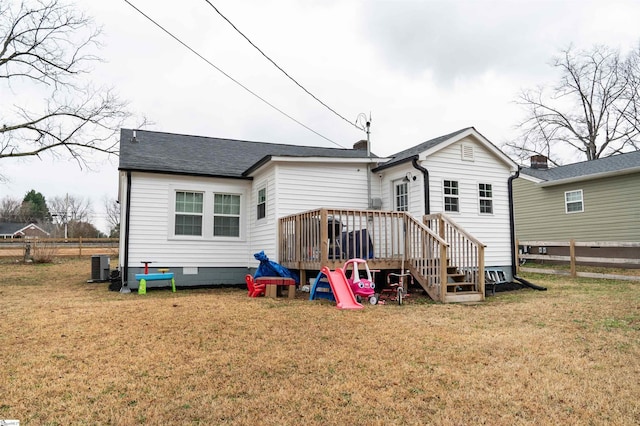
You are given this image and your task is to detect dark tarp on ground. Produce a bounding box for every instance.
[253,251,300,284]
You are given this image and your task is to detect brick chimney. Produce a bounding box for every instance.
[353,140,368,150]
[530,155,548,169]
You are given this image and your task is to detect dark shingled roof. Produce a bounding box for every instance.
[521,150,640,182]
[0,223,27,235]
[118,129,377,178]
[374,127,472,171]
[0,222,46,236]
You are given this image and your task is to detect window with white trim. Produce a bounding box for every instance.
[478,183,493,214]
[214,193,241,236]
[257,187,266,220]
[444,180,459,212]
[394,181,408,211]
[175,191,203,236]
[565,190,583,213]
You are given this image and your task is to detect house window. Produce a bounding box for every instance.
[214,193,241,237]
[395,181,408,211]
[175,191,203,236]
[565,190,584,213]
[257,188,266,220]
[479,183,493,214]
[444,180,459,212]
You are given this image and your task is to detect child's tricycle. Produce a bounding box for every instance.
[379,271,413,305]
[342,258,378,305]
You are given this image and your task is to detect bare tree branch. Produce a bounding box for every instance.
[504,43,640,165]
[0,0,135,179]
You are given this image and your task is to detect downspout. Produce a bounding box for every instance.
[507,167,520,278]
[508,167,546,291]
[411,156,430,215]
[120,171,132,293]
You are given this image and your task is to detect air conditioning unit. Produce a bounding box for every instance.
[91,255,111,282]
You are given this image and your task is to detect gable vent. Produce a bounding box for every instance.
[461,144,474,161]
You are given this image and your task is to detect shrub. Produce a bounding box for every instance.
[30,240,58,263]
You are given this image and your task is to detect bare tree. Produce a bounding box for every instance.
[505,44,640,166]
[103,195,120,238]
[48,194,93,225]
[0,195,21,221]
[0,0,131,179]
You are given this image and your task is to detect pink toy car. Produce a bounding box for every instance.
[343,258,378,305]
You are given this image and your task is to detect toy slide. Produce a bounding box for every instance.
[320,266,364,310]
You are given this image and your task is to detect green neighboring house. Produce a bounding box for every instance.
[513,151,640,262]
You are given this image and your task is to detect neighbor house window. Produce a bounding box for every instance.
[479,183,493,214]
[444,180,459,212]
[565,190,584,213]
[395,181,408,211]
[257,188,266,220]
[175,191,203,236]
[214,193,241,237]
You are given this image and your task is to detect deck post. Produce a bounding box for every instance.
[438,214,447,302]
[437,214,445,241]
[478,244,485,299]
[570,239,576,278]
[515,238,520,275]
[295,217,301,267]
[320,209,329,268]
[439,243,447,302]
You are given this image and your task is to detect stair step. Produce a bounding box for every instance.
[445,292,484,303]
[447,273,466,282]
[446,282,476,292]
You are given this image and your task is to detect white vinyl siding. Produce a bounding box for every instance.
[249,161,371,259]
[127,173,250,268]
[378,168,423,218]
[424,137,516,267]
[275,163,369,216]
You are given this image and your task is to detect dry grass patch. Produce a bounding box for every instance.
[0,259,638,425]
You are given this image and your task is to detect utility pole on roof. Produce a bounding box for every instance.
[356,113,372,209]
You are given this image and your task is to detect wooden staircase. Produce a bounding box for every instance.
[406,213,485,303]
[444,265,484,303]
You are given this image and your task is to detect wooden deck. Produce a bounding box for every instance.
[279,209,485,303]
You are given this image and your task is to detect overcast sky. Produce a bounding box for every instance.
[2,0,639,232]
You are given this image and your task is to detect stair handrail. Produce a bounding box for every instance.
[423,212,486,301]
[423,213,486,248]
[403,213,449,301]
[405,213,449,247]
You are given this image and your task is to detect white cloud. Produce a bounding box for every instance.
[2,0,639,230]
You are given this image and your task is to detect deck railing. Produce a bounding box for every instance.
[278,208,450,300]
[423,213,485,298]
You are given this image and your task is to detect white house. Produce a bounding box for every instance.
[118,127,519,301]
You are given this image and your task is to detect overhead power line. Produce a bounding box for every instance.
[123,0,346,148]
[202,0,361,131]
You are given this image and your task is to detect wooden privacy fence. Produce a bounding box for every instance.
[0,238,119,258]
[517,240,640,281]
